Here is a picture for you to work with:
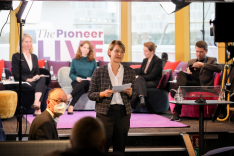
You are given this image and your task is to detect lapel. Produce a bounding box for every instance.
[146,55,156,74]
[22,53,31,72]
[104,65,112,88]
[122,65,127,84]
[199,56,208,74]
[45,110,59,138]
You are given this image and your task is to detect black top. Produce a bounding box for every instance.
[12,53,40,81]
[137,54,162,84]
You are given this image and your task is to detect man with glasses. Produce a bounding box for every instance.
[29,88,68,140]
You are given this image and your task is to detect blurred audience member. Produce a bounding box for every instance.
[43,117,123,156]
[29,88,67,140]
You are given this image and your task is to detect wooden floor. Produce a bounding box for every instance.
[2,110,234,135]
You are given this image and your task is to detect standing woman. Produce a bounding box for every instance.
[67,41,97,114]
[88,40,136,152]
[12,33,47,116]
[135,41,162,108]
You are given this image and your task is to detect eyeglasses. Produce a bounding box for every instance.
[50,99,69,105]
[114,50,125,54]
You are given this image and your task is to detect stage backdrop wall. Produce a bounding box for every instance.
[36,29,104,61]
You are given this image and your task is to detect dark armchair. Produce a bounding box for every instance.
[131,69,172,113]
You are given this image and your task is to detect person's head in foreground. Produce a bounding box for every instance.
[70,117,105,151]
[107,40,125,64]
[195,40,208,61]
[47,88,67,118]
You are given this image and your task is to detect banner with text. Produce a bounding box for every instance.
[37,29,104,61]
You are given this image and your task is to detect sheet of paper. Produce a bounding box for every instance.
[112,83,132,92]
[81,79,90,81]
[3,81,31,86]
[40,75,50,77]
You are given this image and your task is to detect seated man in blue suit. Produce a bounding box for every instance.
[171,41,222,121]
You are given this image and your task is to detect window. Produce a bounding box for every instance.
[0,10,11,60]
[23,1,120,61]
[190,3,218,61]
[131,2,175,62]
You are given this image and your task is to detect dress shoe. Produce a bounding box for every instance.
[31,105,40,110]
[67,111,73,115]
[170,89,176,98]
[139,96,146,108]
[170,112,180,122]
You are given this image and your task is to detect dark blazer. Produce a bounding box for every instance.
[28,110,59,140]
[88,64,137,115]
[137,55,162,84]
[43,147,124,156]
[12,53,40,81]
[188,56,222,86]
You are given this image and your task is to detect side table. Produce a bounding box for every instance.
[170,100,234,156]
[48,80,61,89]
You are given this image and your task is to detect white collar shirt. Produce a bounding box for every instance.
[108,63,124,105]
[46,108,59,123]
[23,53,33,71]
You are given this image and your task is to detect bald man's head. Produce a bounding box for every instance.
[47,88,67,116]
[70,117,105,151]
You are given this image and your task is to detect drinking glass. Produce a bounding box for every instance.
[9,76,15,82]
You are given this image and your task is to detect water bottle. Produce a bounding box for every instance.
[50,66,54,75]
[180,68,182,71]
[50,66,54,80]
[1,68,6,82]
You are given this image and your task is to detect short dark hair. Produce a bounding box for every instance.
[71,117,105,149]
[196,41,208,51]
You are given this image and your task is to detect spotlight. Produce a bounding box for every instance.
[16,0,28,23]
[171,0,185,6]
[160,2,191,14]
[16,0,33,23]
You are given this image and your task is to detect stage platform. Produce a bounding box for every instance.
[2,110,234,156]
[2,110,234,136]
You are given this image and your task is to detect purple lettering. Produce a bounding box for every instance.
[57,30,63,38]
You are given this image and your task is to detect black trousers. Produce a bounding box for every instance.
[21,77,47,102]
[96,105,131,153]
[136,76,158,97]
[70,80,90,106]
[174,71,200,114]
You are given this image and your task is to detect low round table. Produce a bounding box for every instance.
[170,100,234,156]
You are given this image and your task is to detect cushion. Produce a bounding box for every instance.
[98,60,109,66]
[163,61,181,72]
[156,72,169,89]
[38,59,45,68]
[130,65,141,69]
[214,72,221,86]
[0,59,4,80]
[172,61,188,78]
[47,60,70,75]
[4,61,11,69]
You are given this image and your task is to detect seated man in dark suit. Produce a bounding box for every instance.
[28,88,67,140]
[170,40,222,121]
[43,117,123,156]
